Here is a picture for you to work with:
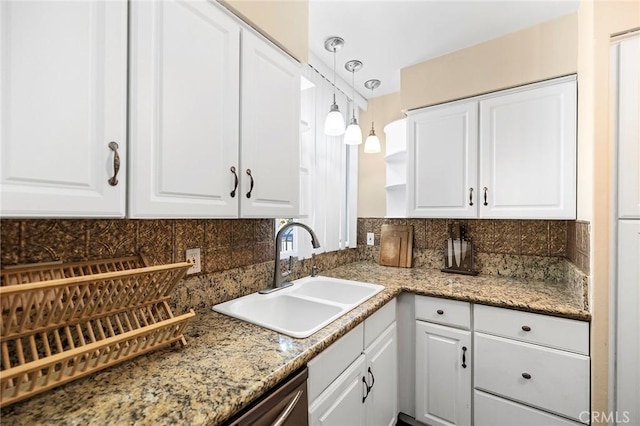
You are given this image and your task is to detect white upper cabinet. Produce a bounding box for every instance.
[128,0,240,218]
[129,0,299,219]
[614,35,640,219]
[479,79,576,219]
[240,30,300,218]
[406,76,577,219]
[407,102,478,218]
[0,0,127,217]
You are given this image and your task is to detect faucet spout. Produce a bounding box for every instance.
[259,222,320,294]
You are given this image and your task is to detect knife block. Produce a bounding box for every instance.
[441,238,479,276]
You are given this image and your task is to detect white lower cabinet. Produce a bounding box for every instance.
[308,300,398,426]
[309,353,367,426]
[415,296,471,426]
[473,305,590,425]
[474,390,583,426]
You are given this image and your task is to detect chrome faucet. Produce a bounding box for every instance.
[259,222,320,294]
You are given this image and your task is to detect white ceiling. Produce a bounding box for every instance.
[309,0,579,98]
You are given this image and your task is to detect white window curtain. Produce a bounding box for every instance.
[295,65,358,259]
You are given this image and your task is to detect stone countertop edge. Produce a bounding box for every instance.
[0,262,590,426]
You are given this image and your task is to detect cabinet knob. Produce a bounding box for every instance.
[437,309,444,315]
[522,372,532,380]
[521,325,531,332]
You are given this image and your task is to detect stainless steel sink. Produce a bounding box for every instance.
[212,276,384,338]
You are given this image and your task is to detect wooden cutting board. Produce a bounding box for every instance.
[379,224,413,267]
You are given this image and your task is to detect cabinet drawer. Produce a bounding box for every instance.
[364,299,396,349]
[474,390,584,426]
[415,296,470,329]
[307,323,363,402]
[475,333,589,422]
[474,304,589,355]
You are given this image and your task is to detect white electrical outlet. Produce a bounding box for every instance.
[186,248,201,274]
[366,233,375,246]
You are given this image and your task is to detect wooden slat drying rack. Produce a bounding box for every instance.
[0,255,194,407]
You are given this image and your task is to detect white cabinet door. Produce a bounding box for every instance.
[364,323,398,426]
[616,221,640,426]
[407,101,478,218]
[0,0,127,217]
[128,0,240,218]
[479,78,576,219]
[309,354,367,426]
[240,30,300,218]
[615,36,640,219]
[416,321,471,426]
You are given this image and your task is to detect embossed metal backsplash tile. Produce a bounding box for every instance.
[0,218,276,275]
[357,218,587,269]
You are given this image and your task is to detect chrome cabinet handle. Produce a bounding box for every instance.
[230,166,238,198]
[469,188,474,206]
[246,169,254,198]
[107,142,120,186]
[462,346,467,368]
[522,372,532,380]
[483,186,488,206]
[272,390,303,426]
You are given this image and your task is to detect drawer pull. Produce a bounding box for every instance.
[437,309,444,315]
[521,325,531,332]
[461,346,467,368]
[245,169,254,198]
[522,372,532,380]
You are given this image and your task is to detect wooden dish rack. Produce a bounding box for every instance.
[0,255,195,407]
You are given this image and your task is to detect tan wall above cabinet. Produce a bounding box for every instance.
[400,13,578,111]
[218,0,308,63]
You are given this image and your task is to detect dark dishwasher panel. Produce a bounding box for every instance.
[226,367,308,426]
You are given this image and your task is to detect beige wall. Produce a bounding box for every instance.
[400,13,578,111]
[579,1,639,422]
[219,0,308,63]
[357,92,404,218]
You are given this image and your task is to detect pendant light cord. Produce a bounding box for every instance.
[351,70,356,118]
[332,47,337,104]
[370,87,375,130]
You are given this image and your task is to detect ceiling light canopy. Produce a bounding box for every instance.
[344,59,363,145]
[323,36,345,136]
[363,79,381,154]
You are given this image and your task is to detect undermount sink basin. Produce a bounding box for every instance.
[212,276,384,338]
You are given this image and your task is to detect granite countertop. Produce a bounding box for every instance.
[1,262,589,425]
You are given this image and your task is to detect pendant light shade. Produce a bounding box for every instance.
[364,128,381,153]
[324,37,345,136]
[345,118,363,145]
[324,103,346,136]
[344,60,363,145]
[364,79,381,154]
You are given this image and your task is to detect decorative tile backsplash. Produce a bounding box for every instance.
[0,217,589,313]
[357,218,589,274]
[0,219,275,272]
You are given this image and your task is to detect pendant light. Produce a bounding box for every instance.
[344,60,363,145]
[364,79,381,153]
[323,36,346,136]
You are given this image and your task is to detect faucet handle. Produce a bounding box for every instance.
[311,265,318,277]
